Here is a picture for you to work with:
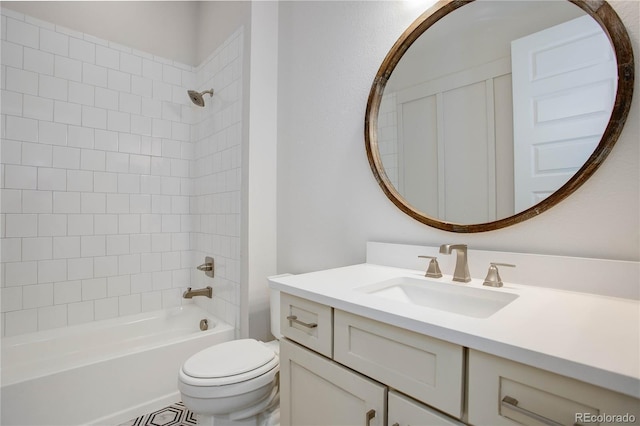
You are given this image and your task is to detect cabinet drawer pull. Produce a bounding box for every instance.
[365,409,376,426]
[502,396,567,426]
[286,315,317,328]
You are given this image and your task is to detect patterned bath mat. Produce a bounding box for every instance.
[119,401,197,426]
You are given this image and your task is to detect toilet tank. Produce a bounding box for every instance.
[268,274,292,339]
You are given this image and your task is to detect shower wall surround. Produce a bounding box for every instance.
[0,8,243,337]
[189,30,243,331]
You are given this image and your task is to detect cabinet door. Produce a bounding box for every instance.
[280,338,386,426]
[388,391,465,426]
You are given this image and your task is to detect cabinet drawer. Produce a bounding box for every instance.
[389,391,465,426]
[334,310,464,419]
[280,293,332,358]
[468,349,640,426]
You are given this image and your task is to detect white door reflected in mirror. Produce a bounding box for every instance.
[511,15,617,211]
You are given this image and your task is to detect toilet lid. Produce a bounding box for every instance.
[182,339,276,379]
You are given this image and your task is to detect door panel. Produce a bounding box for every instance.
[280,339,386,426]
[511,15,616,210]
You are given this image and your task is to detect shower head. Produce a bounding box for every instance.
[188,89,214,107]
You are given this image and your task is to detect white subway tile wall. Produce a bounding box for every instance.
[0,9,243,336]
[188,28,243,331]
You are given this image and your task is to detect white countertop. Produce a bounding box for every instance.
[269,263,640,399]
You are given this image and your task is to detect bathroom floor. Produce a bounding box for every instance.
[119,402,197,426]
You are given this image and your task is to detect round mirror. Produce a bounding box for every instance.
[365,0,634,233]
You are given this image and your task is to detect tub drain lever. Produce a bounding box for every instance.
[197,256,215,278]
[199,319,209,331]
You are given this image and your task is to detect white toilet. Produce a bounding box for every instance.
[178,289,282,426]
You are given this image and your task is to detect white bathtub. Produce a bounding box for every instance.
[1,305,235,426]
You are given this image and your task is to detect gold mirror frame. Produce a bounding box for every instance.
[364,0,634,233]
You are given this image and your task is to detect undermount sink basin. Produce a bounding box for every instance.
[357,277,518,318]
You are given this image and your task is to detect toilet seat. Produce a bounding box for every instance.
[180,339,279,387]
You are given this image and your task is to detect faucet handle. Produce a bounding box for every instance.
[418,256,443,278]
[483,263,515,287]
[197,256,215,278]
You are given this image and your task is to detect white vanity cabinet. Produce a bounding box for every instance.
[467,350,640,426]
[279,291,639,426]
[280,293,466,426]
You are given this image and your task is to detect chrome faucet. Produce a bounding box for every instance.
[439,244,471,282]
[183,286,213,299]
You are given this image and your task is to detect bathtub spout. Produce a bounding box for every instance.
[183,286,213,299]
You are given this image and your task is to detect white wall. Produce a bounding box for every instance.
[196,2,251,66]
[0,1,200,65]
[245,1,278,340]
[2,1,251,67]
[276,0,640,278]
